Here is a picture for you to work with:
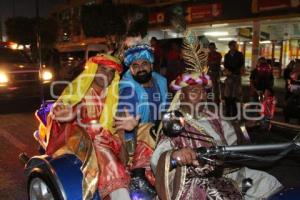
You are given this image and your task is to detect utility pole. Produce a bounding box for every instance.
[0,14,2,41]
[12,0,15,17]
[36,0,44,104]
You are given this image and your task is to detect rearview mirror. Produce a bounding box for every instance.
[161,111,184,137]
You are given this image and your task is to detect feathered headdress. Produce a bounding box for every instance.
[182,30,209,73]
[170,16,211,91]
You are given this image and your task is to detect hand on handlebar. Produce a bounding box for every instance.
[171,147,200,167]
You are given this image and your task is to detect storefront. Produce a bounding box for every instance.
[188,18,300,73]
[146,0,300,76]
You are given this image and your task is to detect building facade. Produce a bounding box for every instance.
[51,0,186,49]
[52,0,300,72]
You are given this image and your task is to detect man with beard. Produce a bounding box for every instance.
[114,44,168,198]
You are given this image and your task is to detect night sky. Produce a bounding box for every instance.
[0,0,66,40]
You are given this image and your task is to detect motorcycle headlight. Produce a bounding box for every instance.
[0,71,9,84]
[42,70,53,81]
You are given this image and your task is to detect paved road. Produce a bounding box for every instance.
[0,99,40,200]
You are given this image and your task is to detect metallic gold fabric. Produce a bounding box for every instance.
[46,83,128,199]
[131,123,156,186]
[93,129,130,198]
[136,123,156,149]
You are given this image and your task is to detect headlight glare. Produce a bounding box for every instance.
[42,70,53,81]
[0,72,9,84]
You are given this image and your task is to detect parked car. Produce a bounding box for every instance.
[0,42,54,100]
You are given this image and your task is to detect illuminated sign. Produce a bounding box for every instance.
[186,3,222,23]
[252,0,299,13]
[149,12,165,25]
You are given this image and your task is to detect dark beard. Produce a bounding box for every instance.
[132,71,152,84]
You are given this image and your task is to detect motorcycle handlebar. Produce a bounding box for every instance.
[201,142,295,155]
[194,142,299,164]
[170,142,299,168]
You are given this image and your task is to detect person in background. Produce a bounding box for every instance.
[266,58,273,68]
[284,60,296,100]
[150,37,164,73]
[207,42,222,104]
[250,57,274,102]
[261,88,276,130]
[166,42,184,84]
[284,60,300,123]
[224,40,244,118]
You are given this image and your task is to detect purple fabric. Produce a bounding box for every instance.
[37,102,54,126]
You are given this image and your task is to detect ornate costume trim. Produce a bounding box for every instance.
[155,151,172,200]
[170,73,211,91]
[205,114,227,145]
[136,123,156,149]
[165,151,172,200]
[99,177,130,199]
[182,111,228,146]
[90,54,122,73]
[174,165,187,200]
[181,111,215,146]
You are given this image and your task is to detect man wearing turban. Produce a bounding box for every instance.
[44,54,131,200]
[151,72,282,200]
[113,44,168,197]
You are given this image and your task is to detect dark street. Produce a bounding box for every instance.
[0,99,40,200]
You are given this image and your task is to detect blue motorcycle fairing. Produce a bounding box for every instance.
[25,154,100,200]
[49,154,100,200]
[25,153,300,200]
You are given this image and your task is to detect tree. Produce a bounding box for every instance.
[37,18,59,48]
[81,4,148,38]
[5,17,58,48]
[5,17,58,61]
[5,17,35,45]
